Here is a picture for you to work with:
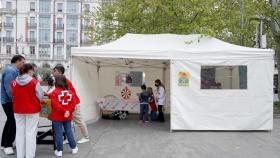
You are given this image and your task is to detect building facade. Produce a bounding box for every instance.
[0,0,99,74]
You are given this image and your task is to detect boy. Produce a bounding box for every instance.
[138,84,150,123]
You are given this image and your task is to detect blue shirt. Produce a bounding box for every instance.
[139,91,150,105]
[1,64,19,105]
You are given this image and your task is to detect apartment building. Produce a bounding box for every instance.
[0,0,99,73]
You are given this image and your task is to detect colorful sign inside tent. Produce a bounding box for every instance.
[178,71,190,86]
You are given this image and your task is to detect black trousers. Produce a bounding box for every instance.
[1,102,16,148]
[157,105,165,122]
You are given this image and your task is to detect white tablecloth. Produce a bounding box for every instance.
[96,98,140,113]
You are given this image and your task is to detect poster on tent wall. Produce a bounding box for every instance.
[178,71,190,86]
[115,71,143,87]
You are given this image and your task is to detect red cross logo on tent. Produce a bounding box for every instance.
[58,90,72,106]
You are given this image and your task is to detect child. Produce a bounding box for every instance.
[138,84,150,123]
[48,75,78,157]
[147,87,157,121]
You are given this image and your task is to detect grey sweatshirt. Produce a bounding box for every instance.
[15,74,44,101]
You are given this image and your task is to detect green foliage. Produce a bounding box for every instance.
[90,0,273,47]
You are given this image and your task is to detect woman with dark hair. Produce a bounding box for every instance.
[154,79,166,122]
[48,75,78,157]
[11,63,44,158]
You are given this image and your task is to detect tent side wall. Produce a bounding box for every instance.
[72,58,100,122]
[171,58,274,130]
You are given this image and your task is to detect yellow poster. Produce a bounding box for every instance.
[178,71,190,86]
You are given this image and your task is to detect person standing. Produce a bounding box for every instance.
[138,85,150,124]
[1,55,25,155]
[49,75,78,157]
[11,63,44,158]
[147,87,157,121]
[52,64,90,144]
[155,79,166,122]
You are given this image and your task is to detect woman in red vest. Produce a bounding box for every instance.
[11,63,44,158]
[49,75,78,157]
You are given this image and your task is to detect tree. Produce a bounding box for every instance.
[90,0,280,96]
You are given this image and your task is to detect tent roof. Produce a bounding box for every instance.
[72,33,274,60]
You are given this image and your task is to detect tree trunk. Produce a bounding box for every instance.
[275,40,280,100]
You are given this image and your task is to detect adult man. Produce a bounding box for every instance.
[52,64,90,144]
[1,55,25,155]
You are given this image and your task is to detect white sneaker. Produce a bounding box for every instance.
[72,147,78,154]
[4,147,14,155]
[54,150,62,157]
[77,137,90,144]
[63,139,68,145]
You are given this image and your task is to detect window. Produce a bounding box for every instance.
[6,16,12,24]
[57,18,63,27]
[30,31,35,39]
[57,32,62,40]
[6,45,11,54]
[30,17,36,25]
[39,30,50,42]
[39,44,50,57]
[67,16,78,29]
[84,4,90,12]
[66,30,77,43]
[201,66,247,89]
[30,2,35,11]
[6,2,12,10]
[39,16,51,28]
[67,2,78,13]
[39,0,51,13]
[57,3,63,12]
[57,46,63,56]
[30,46,35,55]
[6,31,12,37]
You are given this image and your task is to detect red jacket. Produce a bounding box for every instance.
[11,78,41,114]
[48,87,77,121]
[66,78,80,104]
[149,94,157,112]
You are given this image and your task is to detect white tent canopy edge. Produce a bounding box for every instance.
[71,33,274,131]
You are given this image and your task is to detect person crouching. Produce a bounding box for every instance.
[48,75,78,157]
[11,63,44,158]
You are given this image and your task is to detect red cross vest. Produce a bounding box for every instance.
[48,87,77,121]
[11,78,41,114]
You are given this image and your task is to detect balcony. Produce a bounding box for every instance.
[28,23,37,29]
[56,24,64,30]
[82,24,90,30]
[3,37,14,43]
[3,22,14,29]
[25,54,36,60]
[26,38,37,43]
[53,55,64,60]
[0,8,16,14]
[38,53,50,59]
[55,39,64,44]
[82,39,91,45]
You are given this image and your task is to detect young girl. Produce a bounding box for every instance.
[147,87,157,121]
[12,63,44,158]
[48,75,78,157]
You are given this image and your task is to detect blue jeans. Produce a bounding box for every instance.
[150,111,157,121]
[52,121,76,151]
[139,104,149,122]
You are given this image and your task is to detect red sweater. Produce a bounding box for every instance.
[149,94,157,112]
[11,79,41,114]
[66,78,80,104]
[48,88,77,121]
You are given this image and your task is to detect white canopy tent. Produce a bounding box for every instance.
[71,33,274,130]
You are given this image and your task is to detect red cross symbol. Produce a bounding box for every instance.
[58,90,72,106]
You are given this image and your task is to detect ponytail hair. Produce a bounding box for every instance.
[19,63,34,75]
[54,75,68,90]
